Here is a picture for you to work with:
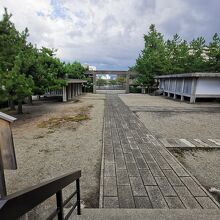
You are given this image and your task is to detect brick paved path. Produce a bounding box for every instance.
[100,94,219,209]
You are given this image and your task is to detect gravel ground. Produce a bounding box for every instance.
[136,111,220,139]
[170,148,220,203]
[4,93,105,218]
[119,93,220,108]
[120,94,220,139]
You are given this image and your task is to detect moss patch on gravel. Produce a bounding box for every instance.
[37,105,92,129]
[37,114,90,128]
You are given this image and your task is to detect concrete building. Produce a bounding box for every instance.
[155,73,220,103]
[44,79,87,102]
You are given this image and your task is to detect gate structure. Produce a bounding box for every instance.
[85,70,137,94]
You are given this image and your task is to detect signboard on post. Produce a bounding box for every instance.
[0,112,17,197]
[0,112,17,169]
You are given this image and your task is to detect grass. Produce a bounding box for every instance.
[33,135,45,139]
[37,113,90,129]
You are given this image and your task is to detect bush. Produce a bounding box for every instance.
[129,86,141,93]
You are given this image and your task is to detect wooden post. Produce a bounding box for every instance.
[0,149,6,198]
[0,113,17,198]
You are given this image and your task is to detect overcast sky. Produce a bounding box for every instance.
[0,0,219,70]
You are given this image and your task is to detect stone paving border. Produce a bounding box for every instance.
[130,106,220,113]
[99,94,220,209]
[158,138,220,148]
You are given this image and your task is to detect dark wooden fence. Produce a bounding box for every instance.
[0,170,81,220]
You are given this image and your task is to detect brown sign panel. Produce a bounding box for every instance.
[0,120,17,170]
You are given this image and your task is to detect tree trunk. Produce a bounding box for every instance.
[9,100,16,110]
[17,101,23,114]
[27,96,33,105]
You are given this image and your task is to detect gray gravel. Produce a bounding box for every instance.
[4,93,105,218]
[120,94,220,139]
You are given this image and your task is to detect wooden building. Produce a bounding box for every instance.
[155,73,220,103]
[44,79,87,102]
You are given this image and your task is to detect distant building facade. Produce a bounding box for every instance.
[155,73,220,103]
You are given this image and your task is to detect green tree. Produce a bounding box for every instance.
[0,9,67,113]
[188,37,207,72]
[207,33,220,72]
[96,78,106,86]
[0,8,35,112]
[134,24,168,87]
[64,61,86,79]
[0,8,21,72]
[109,79,117,86]
[166,34,190,73]
[116,76,125,85]
[38,47,66,92]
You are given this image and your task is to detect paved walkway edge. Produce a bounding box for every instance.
[152,135,220,208]
[99,118,105,208]
[99,94,220,209]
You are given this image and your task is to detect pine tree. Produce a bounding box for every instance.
[135,24,168,87]
[188,37,207,72]
[207,33,220,72]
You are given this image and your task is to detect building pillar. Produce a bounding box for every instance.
[173,79,177,99]
[72,84,74,97]
[73,84,75,97]
[63,86,67,102]
[68,84,71,100]
[76,84,78,96]
[78,84,80,95]
[190,78,197,103]
[126,73,130,94]
[181,78,185,101]
[167,79,171,97]
[80,84,82,95]
[77,84,79,96]
[93,73,96,94]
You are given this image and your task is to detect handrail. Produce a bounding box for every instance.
[0,170,81,220]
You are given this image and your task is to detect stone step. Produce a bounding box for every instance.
[71,208,220,220]
[158,138,220,148]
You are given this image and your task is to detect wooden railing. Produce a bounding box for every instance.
[0,170,81,220]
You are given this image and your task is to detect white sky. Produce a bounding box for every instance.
[0,0,219,70]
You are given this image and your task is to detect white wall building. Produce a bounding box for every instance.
[155,73,220,103]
